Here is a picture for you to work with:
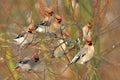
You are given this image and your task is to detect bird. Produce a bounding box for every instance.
[70,38,94,64]
[13,24,35,47]
[41,8,54,25]
[48,14,68,39]
[53,39,67,58]
[34,8,54,33]
[82,22,92,42]
[15,53,40,71]
[48,15,62,33]
[34,14,65,36]
[51,32,70,58]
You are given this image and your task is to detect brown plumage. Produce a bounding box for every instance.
[13,23,35,47]
[48,15,62,33]
[82,22,93,42]
[16,53,40,71]
[42,8,54,26]
[70,38,94,64]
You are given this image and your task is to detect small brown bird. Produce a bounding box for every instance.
[15,53,40,71]
[51,32,70,58]
[82,22,92,42]
[41,8,54,26]
[13,24,35,47]
[48,15,62,33]
[70,38,94,64]
[34,8,54,33]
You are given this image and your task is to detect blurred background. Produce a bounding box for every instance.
[0,0,120,80]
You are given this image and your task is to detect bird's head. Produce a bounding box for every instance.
[87,22,92,29]
[54,15,62,23]
[32,54,40,62]
[27,24,35,33]
[45,8,54,16]
[86,38,92,45]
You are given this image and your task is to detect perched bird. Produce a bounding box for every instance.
[47,15,70,58]
[70,38,94,64]
[35,14,65,36]
[51,32,70,58]
[48,14,68,39]
[13,24,35,47]
[34,8,54,33]
[53,39,67,58]
[15,54,40,71]
[49,15,62,33]
[41,8,54,26]
[82,22,92,42]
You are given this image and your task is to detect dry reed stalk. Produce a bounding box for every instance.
[3,68,20,80]
[96,1,108,26]
[30,70,42,80]
[55,0,59,13]
[106,0,118,15]
[68,0,75,20]
[38,0,45,17]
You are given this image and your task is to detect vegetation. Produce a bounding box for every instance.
[0,0,120,80]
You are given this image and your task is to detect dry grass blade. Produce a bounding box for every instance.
[30,70,42,80]
[3,68,20,80]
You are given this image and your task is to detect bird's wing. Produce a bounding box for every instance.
[60,25,65,30]
[34,23,44,29]
[15,33,25,39]
[78,47,88,55]
[70,47,88,64]
[15,58,31,69]
[21,57,31,64]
